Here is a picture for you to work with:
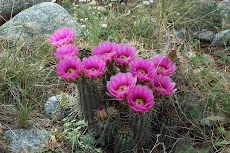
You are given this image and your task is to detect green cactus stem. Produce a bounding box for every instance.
[129,112,153,147]
[102,62,118,100]
[114,128,135,153]
[98,107,120,144]
[76,78,105,124]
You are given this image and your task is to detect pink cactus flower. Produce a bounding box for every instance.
[95,107,108,121]
[54,44,79,62]
[127,85,154,113]
[151,55,175,76]
[114,44,137,67]
[107,72,137,100]
[56,56,82,82]
[129,57,156,83]
[82,56,106,79]
[92,41,116,64]
[149,75,176,97]
[49,27,75,49]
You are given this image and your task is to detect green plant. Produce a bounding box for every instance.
[192,56,208,67]
[214,126,230,147]
[0,34,57,129]
[192,39,200,49]
[15,88,34,128]
[56,119,102,152]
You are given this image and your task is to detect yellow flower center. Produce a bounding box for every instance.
[117,85,128,91]
[158,66,165,70]
[137,69,146,74]
[135,99,144,105]
[120,55,127,59]
[67,68,75,74]
[90,68,96,71]
[103,53,108,55]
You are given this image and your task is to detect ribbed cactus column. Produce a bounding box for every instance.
[129,112,153,147]
[102,62,117,100]
[76,77,104,124]
[98,107,120,144]
[114,128,135,153]
[106,62,117,79]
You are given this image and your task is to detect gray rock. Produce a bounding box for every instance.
[24,0,52,9]
[162,29,189,45]
[218,0,230,26]
[0,2,81,45]
[163,29,188,41]
[193,29,214,42]
[0,0,24,25]
[4,129,48,152]
[212,29,230,46]
[174,29,188,40]
[0,0,52,26]
[44,94,76,119]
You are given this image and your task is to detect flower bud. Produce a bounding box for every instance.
[95,107,108,121]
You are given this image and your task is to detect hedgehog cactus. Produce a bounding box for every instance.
[114,128,135,153]
[51,28,177,152]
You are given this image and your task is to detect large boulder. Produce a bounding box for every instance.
[0,2,81,45]
[0,0,24,26]
[24,0,52,8]
[0,0,52,26]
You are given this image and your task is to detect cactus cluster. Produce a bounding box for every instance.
[50,28,176,152]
